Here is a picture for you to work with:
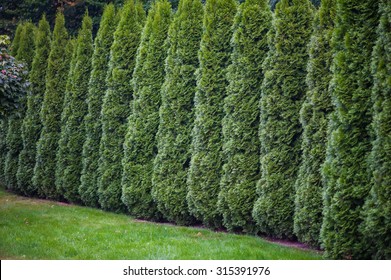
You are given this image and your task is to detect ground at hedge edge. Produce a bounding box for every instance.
[0,187,322,260]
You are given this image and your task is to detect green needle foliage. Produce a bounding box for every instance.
[293,0,335,247]
[187,0,237,229]
[321,0,379,259]
[80,4,117,208]
[17,15,51,196]
[56,13,93,203]
[16,22,36,70]
[0,120,7,183]
[55,38,78,201]
[4,22,36,192]
[363,0,391,260]
[152,0,204,225]
[253,0,313,239]
[98,0,146,212]
[33,12,70,199]
[218,0,272,233]
[122,0,172,220]
[10,23,24,56]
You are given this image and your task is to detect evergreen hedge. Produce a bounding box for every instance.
[10,23,24,56]
[17,15,51,196]
[218,0,272,233]
[293,0,335,247]
[16,22,36,70]
[80,4,117,208]
[321,0,379,259]
[98,0,145,212]
[187,0,237,229]
[121,0,172,220]
[33,12,70,199]
[253,0,313,239]
[363,0,391,260]
[0,120,7,183]
[152,0,204,225]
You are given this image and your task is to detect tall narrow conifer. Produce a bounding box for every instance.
[17,15,51,196]
[10,23,24,56]
[187,0,237,229]
[98,0,145,212]
[253,0,313,239]
[321,0,379,259]
[293,0,335,247]
[218,0,272,232]
[56,13,93,203]
[79,4,117,207]
[33,12,70,199]
[121,0,172,220]
[16,22,36,69]
[152,0,204,225]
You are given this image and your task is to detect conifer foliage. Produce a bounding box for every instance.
[10,23,24,56]
[363,0,391,260]
[293,0,335,247]
[121,0,172,220]
[17,15,51,196]
[56,13,93,203]
[218,0,272,233]
[33,12,70,199]
[80,4,117,208]
[321,0,380,259]
[253,0,313,239]
[152,0,204,225]
[187,0,237,229]
[16,22,36,70]
[98,0,145,212]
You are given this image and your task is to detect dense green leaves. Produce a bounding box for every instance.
[122,0,172,220]
[253,0,313,239]
[293,0,335,247]
[186,0,237,229]
[17,15,51,196]
[33,12,70,199]
[152,0,204,225]
[80,4,117,208]
[321,0,379,259]
[218,0,271,233]
[98,0,145,212]
[55,13,93,203]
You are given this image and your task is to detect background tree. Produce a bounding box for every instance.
[253,0,313,239]
[121,0,172,220]
[55,12,93,203]
[187,0,236,229]
[363,0,391,260]
[321,0,379,259]
[293,0,335,247]
[33,12,70,199]
[218,0,272,233]
[152,0,204,225]
[98,0,145,212]
[79,4,117,207]
[17,15,51,196]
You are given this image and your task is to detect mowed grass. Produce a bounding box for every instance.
[0,187,322,260]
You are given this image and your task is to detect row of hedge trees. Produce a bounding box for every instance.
[0,0,389,259]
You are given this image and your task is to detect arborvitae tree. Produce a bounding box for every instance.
[152,0,204,225]
[10,23,24,56]
[253,0,313,239]
[33,12,70,199]
[79,4,117,208]
[16,22,36,69]
[293,0,335,247]
[17,15,51,196]
[98,0,146,212]
[54,38,78,200]
[0,120,8,184]
[56,13,93,203]
[321,0,379,259]
[121,0,172,220]
[186,0,236,229]
[363,0,391,260]
[4,22,36,192]
[217,0,272,233]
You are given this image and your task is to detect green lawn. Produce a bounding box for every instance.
[0,187,322,260]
